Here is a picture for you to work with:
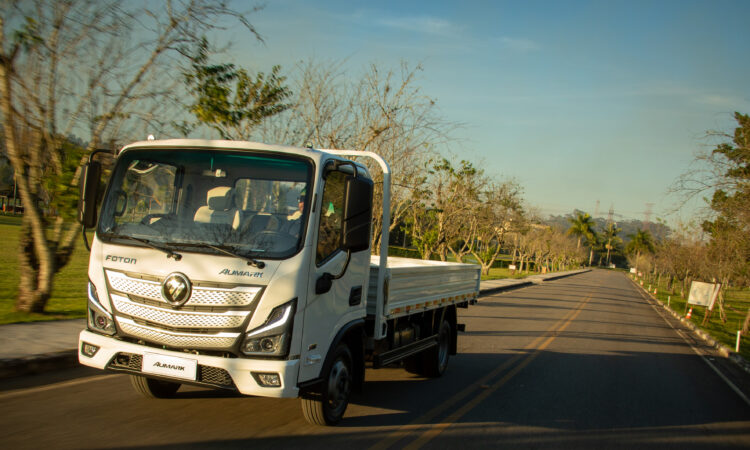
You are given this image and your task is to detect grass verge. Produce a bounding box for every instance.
[0,215,89,324]
[632,274,750,360]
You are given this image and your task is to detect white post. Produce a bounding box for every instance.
[737,331,742,353]
[322,149,391,340]
[667,296,670,307]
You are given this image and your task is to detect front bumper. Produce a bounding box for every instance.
[78,330,300,398]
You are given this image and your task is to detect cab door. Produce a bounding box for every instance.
[297,169,368,383]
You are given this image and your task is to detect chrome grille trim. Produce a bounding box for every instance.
[111,295,249,329]
[117,317,240,349]
[106,270,261,307]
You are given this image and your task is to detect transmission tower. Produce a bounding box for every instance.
[607,204,614,226]
[594,200,600,218]
[644,203,654,231]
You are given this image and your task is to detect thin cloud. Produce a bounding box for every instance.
[498,37,541,52]
[376,16,459,37]
[696,94,747,109]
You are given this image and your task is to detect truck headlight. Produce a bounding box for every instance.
[87,281,116,336]
[241,299,295,358]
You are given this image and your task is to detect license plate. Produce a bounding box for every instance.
[142,353,197,381]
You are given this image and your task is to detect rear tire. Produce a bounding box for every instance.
[301,344,353,425]
[421,319,451,378]
[130,375,181,398]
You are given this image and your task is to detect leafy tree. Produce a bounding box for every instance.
[625,228,655,260]
[183,39,291,139]
[697,113,750,331]
[0,0,259,313]
[471,180,524,274]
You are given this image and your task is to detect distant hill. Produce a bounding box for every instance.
[544,210,671,244]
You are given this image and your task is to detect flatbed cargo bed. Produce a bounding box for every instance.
[367,256,481,319]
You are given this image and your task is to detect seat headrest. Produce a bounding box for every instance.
[206,186,234,211]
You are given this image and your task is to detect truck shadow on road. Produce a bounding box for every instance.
[338,350,750,440]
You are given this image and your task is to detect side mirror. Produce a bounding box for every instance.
[78,160,101,229]
[341,175,373,252]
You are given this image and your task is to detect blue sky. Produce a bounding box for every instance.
[226,0,750,224]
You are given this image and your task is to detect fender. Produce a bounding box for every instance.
[298,318,365,393]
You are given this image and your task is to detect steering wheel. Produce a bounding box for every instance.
[250,231,296,251]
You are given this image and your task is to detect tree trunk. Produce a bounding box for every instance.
[14,219,56,313]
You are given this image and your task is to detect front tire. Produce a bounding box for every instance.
[301,344,353,425]
[130,375,181,398]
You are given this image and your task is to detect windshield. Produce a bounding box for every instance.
[98,148,313,259]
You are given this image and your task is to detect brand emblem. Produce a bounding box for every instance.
[161,272,191,307]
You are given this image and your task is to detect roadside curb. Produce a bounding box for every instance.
[0,350,79,380]
[478,268,591,297]
[630,276,750,376]
[538,268,591,282]
[479,280,533,296]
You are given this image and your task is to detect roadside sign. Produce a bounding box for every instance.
[629,268,636,274]
[687,281,721,310]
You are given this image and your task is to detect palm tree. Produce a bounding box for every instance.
[602,223,622,265]
[566,212,596,250]
[567,212,598,266]
[626,228,655,259]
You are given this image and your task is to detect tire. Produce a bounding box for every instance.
[301,344,353,425]
[421,320,451,378]
[130,375,181,398]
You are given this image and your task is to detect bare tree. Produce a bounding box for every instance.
[0,0,259,312]
[256,59,452,253]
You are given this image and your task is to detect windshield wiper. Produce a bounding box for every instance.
[202,244,266,269]
[112,235,182,261]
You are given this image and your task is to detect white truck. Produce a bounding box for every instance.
[77,139,480,425]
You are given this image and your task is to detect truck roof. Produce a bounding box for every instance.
[120,138,327,161]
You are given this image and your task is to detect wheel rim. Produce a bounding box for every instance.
[326,359,351,415]
[438,324,450,371]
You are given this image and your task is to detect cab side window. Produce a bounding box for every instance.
[316,171,346,264]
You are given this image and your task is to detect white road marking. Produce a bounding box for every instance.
[636,280,750,408]
[0,374,120,401]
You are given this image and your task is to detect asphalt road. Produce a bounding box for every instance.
[2,270,749,449]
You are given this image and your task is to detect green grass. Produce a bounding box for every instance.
[480,267,535,281]
[0,215,90,324]
[634,274,750,360]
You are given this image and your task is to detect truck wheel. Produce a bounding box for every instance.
[301,344,352,425]
[130,375,181,398]
[422,319,451,378]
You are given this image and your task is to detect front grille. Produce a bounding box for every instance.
[117,318,240,349]
[105,270,262,351]
[112,296,247,329]
[108,352,235,388]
